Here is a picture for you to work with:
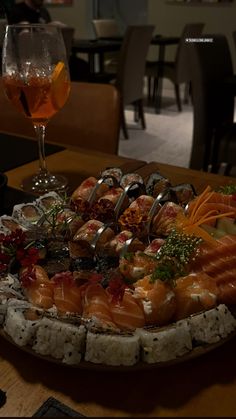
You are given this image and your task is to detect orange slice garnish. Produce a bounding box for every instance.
[51,61,70,110]
[52,61,65,83]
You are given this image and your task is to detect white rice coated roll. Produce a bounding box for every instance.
[189,304,236,344]
[4,304,41,346]
[33,317,86,365]
[85,331,140,366]
[136,319,192,364]
[36,191,63,211]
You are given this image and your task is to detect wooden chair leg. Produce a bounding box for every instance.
[174,83,182,112]
[121,108,129,139]
[153,77,158,102]
[138,99,146,130]
[147,76,152,101]
[134,102,139,123]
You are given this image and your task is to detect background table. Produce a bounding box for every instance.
[72,38,122,74]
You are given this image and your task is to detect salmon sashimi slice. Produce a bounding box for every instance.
[19,265,54,309]
[216,281,236,305]
[192,235,236,267]
[189,235,236,304]
[174,272,218,321]
[82,282,116,329]
[26,283,54,309]
[134,276,176,326]
[52,272,83,314]
[208,192,236,207]
[109,290,145,330]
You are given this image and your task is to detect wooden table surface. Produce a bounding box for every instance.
[5,148,146,194]
[1,150,236,417]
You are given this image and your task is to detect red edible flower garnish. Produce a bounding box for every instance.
[106,274,128,304]
[0,229,26,247]
[16,247,39,267]
[88,273,103,283]
[0,251,11,273]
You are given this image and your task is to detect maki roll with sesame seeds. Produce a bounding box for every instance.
[85,330,140,366]
[136,319,192,363]
[188,304,236,345]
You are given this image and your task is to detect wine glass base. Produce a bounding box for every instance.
[21,172,68,195]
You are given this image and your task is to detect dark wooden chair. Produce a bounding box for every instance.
[91,25,154,139]
[188,34,236,174]
[0,79,121,154]
[92,19,120,74]
[146,23,205,111]
[115,25,154,139]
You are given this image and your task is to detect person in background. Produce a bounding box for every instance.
[8,0,51,24]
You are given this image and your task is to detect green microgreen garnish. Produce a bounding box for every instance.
[218,184,236,195]
[150,257,186,285]
[156,230,202,265]
[150,230,202,283]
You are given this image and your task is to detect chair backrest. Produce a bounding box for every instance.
[92,19,120,39]
[116,25,154,104]
[0,80,121,154]
[232,30,236,50]
[175,23,205,83]
[188,34,234,170]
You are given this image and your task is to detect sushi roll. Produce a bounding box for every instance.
[136,319,192,364]
[98,187,124,206]
[12,203,43,228]
[100,167,123,184]
[85,330,140,366]
[0,274,25,325]
[120,173,145,199]
[188,304,236,345]
[4,300,43,346]
[0,215,26,234]
[33,317,86,365]
[151,202,184,236]
[146,173,171,198]
[36,191,63,212]
[105,231,145,256]
[129,195,155,214]
[73,220,115,252]
[170,184,196,206]
[71,177,109,204]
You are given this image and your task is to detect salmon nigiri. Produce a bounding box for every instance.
[109,290,145,330]
[52,271,83,314]
[20,265,54,309]
[134,275,176,326]
[174,272,218,321]
[82,282,116,329]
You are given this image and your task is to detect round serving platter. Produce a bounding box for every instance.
[0,170,236,371]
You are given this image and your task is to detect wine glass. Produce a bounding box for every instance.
[2,24,71,194]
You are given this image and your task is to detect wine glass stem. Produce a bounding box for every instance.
[34,123,48,175]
